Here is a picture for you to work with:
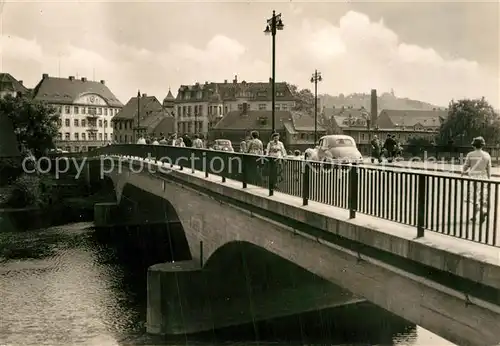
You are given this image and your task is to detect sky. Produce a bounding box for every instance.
[0,1,499,108]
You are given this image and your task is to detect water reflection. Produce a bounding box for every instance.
[0,223,455,345]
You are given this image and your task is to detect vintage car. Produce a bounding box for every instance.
[309,135,363,164]
[212,139,234,152]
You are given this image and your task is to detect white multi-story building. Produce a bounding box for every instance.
[32,74,123,152]
[175,75,296,135]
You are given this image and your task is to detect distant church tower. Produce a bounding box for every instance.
[163,88,175,114]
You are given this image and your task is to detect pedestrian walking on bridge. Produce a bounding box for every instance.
[370,135,382,163]
[462,136,491,224]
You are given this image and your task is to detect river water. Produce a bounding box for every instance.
[0,222,455,346]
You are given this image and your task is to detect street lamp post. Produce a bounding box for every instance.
[136,90,141,141]
[264,10,284,136]
[310,70,322,145]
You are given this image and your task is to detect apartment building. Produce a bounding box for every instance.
[175,75,296,136]
[112,92,175,143]
[32,74,123,152]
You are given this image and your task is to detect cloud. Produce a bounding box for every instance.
[280,11,498,107]
[0,7,498,108]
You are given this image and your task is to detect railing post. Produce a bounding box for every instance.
[349,163,358,219]
[191,149,195,174]
[417,174,426,238]
[268,158,275,196]
[302,160,310,206]
[204,151,209,178]
[242,155,248,188]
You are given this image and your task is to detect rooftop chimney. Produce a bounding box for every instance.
[233,75,237,84]
[370,89,378,128]
[69,76,75,81]
[81,77,87,82]
[18,80,23,85]
[224,79,228,84]
[100,80,105,85]
[205,81,208,85]
[142,93,147,98]
[42,73,49,79]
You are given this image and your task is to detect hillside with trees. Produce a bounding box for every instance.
[319,91,442,111]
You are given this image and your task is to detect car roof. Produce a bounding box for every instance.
[320,135,355,141]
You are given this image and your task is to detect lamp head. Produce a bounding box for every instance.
[276,19,284,30]
[318,75,322,82]
[310,77,314,83]
[264,25,271,35]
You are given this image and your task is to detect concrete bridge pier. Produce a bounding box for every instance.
[146,243,364,336]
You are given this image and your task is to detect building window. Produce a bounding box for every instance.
[88,107,96,115]
[65,119,70,127]
[104,108,108,116]
[57,119,62,127]
[64,106,70,113]
[81,107,86,114]
[57,133,62,140]
[187,106,192,116]
[74,133,79,140]
[104,120,108,127]
[276,91,285,97]
[81,119,86,127]
[177,106,181,117]
[275,104,281,111]
[74,119,79,127]
[238,104,243,110]
[282,104,288,111]
[99,133,102,140]
[259,104,266,110]
[104,133,108,140]
[82,133,86,140]
[119,122,122,130]
[65,133,70,140]
[99,120,103,127]
[74,106,79,114]
[97,108,102,115]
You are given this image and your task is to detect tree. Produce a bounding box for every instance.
[0,94,60,157]
[437,98,500,146]
[287,83,315,114]
[406,137,434,156]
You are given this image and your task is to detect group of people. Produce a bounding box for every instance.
[239,131,288,158]
[370,134,403,163]
[136,133,204,148]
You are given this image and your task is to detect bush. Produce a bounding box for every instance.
[6,174,52,208]
[0,158,23,186]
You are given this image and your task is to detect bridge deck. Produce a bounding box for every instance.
[135,158,500,268]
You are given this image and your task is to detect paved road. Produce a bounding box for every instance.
[276,159,500,247]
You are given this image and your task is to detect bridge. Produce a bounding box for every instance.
[52,145,500,346]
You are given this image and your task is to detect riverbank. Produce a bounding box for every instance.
[0,191,115,232]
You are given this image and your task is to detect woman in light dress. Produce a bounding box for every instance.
[461,136,492,224]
